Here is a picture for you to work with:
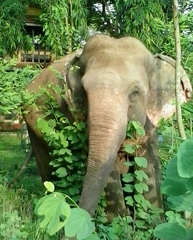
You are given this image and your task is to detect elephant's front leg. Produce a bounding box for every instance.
[104,154,129,221]
[121,119,162,208]
[139,117,162,208]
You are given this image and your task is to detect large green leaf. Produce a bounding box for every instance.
[84,233,100,240]
[161,179,187,196]
[154,222,187,240]
[177,139,193,178]
[65,208,95,240]
[36,192,71,235]
[186,228,193,240]
[166,156,180,180]
[185,177,193,192]
[167,192,193,212]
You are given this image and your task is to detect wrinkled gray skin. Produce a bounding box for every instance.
[24,35,192,220]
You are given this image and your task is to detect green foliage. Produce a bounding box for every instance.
[0,184,57,240]
[34,82,87,202]
[0,0,87,57]
[154,222,191,240]
[126,120,146,140]
[159,101,193,166]
[96,216,132,240]
[114,0,166,52]
[0,0,32,56]
[91,120,162,239]
[65,208,95,239]
[120,121,163,239]
[0,58,40,116]
[154,138,193,240]
[0,210,29,239]
[96,207,162,240]
[35,192,71,235]
[177,139,193,178]
[161,139,193,212]
[38,0,88,55]
[0,132,43,197]
[1,0,193,70]
[152,8,193,81]
[35,181,97,239]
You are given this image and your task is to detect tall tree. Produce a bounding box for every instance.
[1,0,193,64]
[87,0,167,52]
[0,0,31,56]
[38,0,88,55]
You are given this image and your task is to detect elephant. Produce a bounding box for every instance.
[23,34,192,219]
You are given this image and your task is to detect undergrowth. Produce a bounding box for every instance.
[0,184,64,240]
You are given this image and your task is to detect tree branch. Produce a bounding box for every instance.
[102,0,118,33]
[173,0,186,140]
[8,147,34,188]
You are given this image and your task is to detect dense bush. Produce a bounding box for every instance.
[0,58,40,116]
[154,138,193,240]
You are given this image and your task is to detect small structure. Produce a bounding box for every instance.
[17,5,52,68]
[0,114,23,131]
[0,5,51,130]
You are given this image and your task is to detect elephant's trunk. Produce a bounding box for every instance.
[79,89,128,216]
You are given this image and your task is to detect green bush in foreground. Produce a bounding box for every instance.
[0,184,61,240]
[35,181,99,240]
[154,138,193,240]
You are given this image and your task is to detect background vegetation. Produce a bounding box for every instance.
[0,0,193,239]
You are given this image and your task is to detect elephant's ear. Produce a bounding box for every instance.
[65,50,86,121]
[147,54,192,126]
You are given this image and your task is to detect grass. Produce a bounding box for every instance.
[0,132,42,194]
[0,132,59,240]
[0,183,59,240]
[0,132,26,171]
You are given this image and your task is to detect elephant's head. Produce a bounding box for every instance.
[66,35,192,216]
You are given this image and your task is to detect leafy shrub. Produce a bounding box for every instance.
[0,58,40,116]
[120,121,163,240]
[34,82,88,202]
[154,138,193,240]
[158,100,193,167]
[35,181,99,240]
[0,184,56,240]
[0,210,29,240]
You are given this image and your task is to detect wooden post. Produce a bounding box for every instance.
[38,44,40,63]
[32,29,34,62]
[18,50,22,62]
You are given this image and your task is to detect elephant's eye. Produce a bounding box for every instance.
[132,90,139,96]
[130,90,140,102]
